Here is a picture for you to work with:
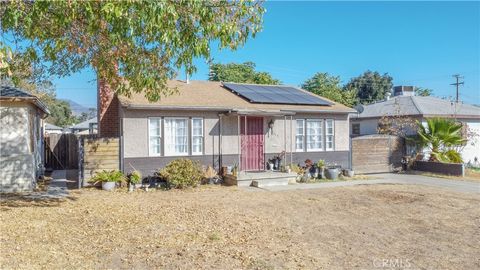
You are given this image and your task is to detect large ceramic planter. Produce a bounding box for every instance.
[325,168,339,180]
[102,181,116,191]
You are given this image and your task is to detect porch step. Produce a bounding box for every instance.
[251,178,290,188]
[236,171,297,187]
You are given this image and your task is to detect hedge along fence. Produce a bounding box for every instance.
[82,137,120,185]
[413,160,465,177]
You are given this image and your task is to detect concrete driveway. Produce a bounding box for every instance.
[254,173,480,194]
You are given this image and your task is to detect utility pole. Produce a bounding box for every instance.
[450,74,464,103]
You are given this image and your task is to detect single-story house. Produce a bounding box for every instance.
[351,86,480,164]
[1,85,49,192]
[45,123,64,134]
[70,117,97,134]
[98,80,356,177]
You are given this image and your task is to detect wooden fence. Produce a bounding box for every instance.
[82,137,120,181]
[44,133,79,170]
[352,135,405,174]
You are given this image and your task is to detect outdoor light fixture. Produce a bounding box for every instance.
[268,119,275,135]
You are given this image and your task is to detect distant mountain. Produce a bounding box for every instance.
[62,99,96,116]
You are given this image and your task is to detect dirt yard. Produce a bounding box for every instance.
[1,184,479,269]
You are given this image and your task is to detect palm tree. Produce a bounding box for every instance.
[417,118,466,163]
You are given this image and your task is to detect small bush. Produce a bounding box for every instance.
[159,159,203,189]
[89,170,126,185]
[128,170,142,185]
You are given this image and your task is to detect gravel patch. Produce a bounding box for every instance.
[1,185,479,269]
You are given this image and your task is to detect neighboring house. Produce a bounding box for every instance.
[351,86,480,164]
[0,86,49,192]
[70,117,97,134]
[45,123,64,134]
[98,80,356,177]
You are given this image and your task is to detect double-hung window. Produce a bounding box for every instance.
[306,119,323,151]
[295,119,305,151]
[148,118,162,156]
[325,119,334,151]
[164,118,188,156]
[191,118,204,155]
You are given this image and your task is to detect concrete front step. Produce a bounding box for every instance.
[251,178,290,188]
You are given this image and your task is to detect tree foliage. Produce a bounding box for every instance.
[414,87,433,97]
[208,62,280,85]
[417,118,466,163]
[301,72,357,107]
[0,1,265,101]
[344,71,393,104]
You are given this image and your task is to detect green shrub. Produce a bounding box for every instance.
[128,170,142,185]
[89,170,126,185]
[159,159,203,189]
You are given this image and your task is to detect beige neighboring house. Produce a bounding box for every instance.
[97,80,356,177]
[1,85,49,192]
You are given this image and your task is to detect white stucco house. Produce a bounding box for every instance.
[1,85,49,192]
[351,86,480,165]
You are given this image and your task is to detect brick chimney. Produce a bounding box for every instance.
[97,79,119,137]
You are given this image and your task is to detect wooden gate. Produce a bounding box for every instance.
[44,133,79,169]
[352,135,405,174]
[240,116,264,171]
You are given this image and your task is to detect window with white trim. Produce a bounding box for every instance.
[306,119,323,151]
[148,118,162,156]
[164,118,188,156]
[191,118,203,155]
[325,119,334,151]
[295,119,305,151]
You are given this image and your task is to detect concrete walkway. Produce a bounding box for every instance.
[246,173,479,194]
[45,170,70,198]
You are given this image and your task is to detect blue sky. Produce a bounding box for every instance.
[53,1,480,108]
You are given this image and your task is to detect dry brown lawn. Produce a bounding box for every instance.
[1,184,479,269]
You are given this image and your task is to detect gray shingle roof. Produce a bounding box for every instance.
[71,117,97,130]
[45,123,63,130]
[353,96,480,119]
[0,85,49,114]
[0,85,36,98]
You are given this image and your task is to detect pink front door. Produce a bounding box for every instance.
[240,116,264,171]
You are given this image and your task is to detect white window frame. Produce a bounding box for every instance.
[295,119,305,152]
[306,119,323,152]
[325,119,335,151]
[164,117,189,156]
[191,118,204,155]
[148,117,162,157]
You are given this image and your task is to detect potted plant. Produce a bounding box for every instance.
[325,165,340,180]
[89,170,126,191]
[304,159,315,178]
[127,170,142,192]
[343,169,355,178]
[232,163,238,177]
[316,159,325,179]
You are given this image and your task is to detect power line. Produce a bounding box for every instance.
[450,74,464,103]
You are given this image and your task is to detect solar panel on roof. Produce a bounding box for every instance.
[222,83,333,106]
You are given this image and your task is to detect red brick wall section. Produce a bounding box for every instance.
[97,79,119,138]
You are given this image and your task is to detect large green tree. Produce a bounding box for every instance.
[344,71,393,104]
[0,1,265,101]
[301,72,357,107]
[208,61,280,85]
